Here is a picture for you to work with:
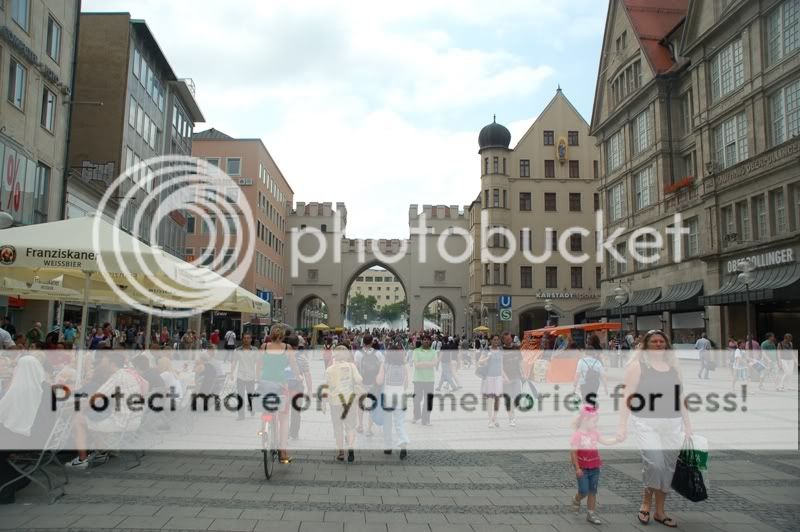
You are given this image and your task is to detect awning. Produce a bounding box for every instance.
[585,295,628,319]
[642,281,703,312]
[700,263,800,306]
[616,288,662,315]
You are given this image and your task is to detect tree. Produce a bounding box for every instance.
[348,293,378,323]
[378,299,407,322]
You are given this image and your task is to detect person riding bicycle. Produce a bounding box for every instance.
[257,325,301,464]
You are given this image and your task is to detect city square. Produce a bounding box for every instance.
[1,0,799,530]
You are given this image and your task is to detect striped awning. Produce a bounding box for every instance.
[616,288,662,315]
[585,294,628,319]
[642,281,703,312]
[701,264,800,306]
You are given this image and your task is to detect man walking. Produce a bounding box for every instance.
[232,332,259,419]
[223,328,237,362]
[412,335,438,426]
[695,333,712,379]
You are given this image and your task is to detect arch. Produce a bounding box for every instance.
[296,294,330,329]
[421,295,458,335]
[342,261,409,329]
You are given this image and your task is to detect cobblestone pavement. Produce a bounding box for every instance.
[2,361,798,531]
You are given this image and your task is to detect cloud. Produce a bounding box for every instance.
[81,0,604,238]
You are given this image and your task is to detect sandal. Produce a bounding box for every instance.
[278,451,293,464]
[654,516,677,528]
[335,451,345,462]
[637,510,650,525]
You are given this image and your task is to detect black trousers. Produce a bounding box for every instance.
[236,379,256,419]
[412,381,434,424]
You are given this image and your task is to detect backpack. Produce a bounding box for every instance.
[360,349,381,386]
[580,358,601,399]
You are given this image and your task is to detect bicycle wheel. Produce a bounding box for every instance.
[262,418,276,479]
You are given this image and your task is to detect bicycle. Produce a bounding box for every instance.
[259,412,278,479]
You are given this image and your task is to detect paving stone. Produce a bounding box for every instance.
[388,526,431,532]
[282,510,326,522]
[73,503,123,515]
[208,517,257,531]
[241,509,285,520]
[365,512,408,523]
[0,515,35,529]
[162,516,214,530]
[324,511,367,523]
[22,514,83,528]
[405,513,448,524]
[485,514,530,525]
[254,522,301,532]
[344,524,389,532]
[153,505,204,518]
[300,522,343,532]
[115,515,171,528]
[198,506,245,518]
[445,514,489,524]
[110,504,162,516]
[68,515,127,528]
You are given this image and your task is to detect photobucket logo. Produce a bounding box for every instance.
[290,209,691,274]
[93,155,255,318]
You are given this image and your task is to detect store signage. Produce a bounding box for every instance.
[535,291,598,300]
[0,25,71,95]
[498,295,512,309]
[714,136,800,191]
[499,308,512,321]
[726,248,796,274]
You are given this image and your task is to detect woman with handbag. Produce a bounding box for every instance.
[477,335,504,429]
[616,330,693,528]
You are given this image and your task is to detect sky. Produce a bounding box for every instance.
[83,0,607,239]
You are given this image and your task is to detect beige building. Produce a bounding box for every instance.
[590,0,800,348]
[467,89,602,335]
[0,0,79,326]
[189,128,294,333]
[348,266,404,310]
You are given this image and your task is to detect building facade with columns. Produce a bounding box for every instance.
[590,0,800,349]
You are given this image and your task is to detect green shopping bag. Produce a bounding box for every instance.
[681,435,709,471]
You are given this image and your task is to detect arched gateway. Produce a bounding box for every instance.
[286,203,469,333]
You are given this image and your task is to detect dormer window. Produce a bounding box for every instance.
[611,60,642,108]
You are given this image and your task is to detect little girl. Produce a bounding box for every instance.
[570,405,618,525]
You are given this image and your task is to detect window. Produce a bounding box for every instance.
[186,215,195,234]
[545,160,555,178]
[484,157,489,175]
[136,105,143,136]
[365,276,373,282]
[33,163,49,223]
[568,131,579,146]
[519,229,532,251]
[767,0,800,65]
[608,182,625,221]
[7,59,26,109]
[593,160,599,179]
[544,192,557,211]
[543,130,554,145]
[521,266,532,289]
[142,114,150,142]
[569,233,582,252]
[771,78,800,145]
[606,130,624,173]
[634,234,657,271]
[714,113,748,169]
[736,201,751,242]
[611,60,641,106]
[616,242,627,274]
[711,38,744,101]
[493,188,500,207]
[569,160,580,178]
[226,158,241,176]
[681,151,696,179]
[203,216,216,235]
[321,224,327,233]
[722,206,735,244]
[594,193,600,211]
[125,147,134,172]
[503,189,507,208]
[685,218,699,258]
[11,0,29,31]
[520,159,530,177]
[772,189,788,235]
[632,109,653,155]
[569,193,581,212]
[200,248,215,267]
[571,267,583,289]
[224,216,236,234]
[756,195,769,238]
[503,158,506,175]
[128,96,136,128]
[493,156,499,173]
[40,87,56,132]
[680,90,694,135]
[46,15,62,62]
[546,267,558,289]
[519,192,531,211]
[596,267,602,289]
[548,229,557,251]
[635,166,655,210]
[133,49,141,79]
[795,185,800,229]
[484,189,489,206]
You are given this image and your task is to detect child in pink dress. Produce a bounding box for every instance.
[570,405,618,525]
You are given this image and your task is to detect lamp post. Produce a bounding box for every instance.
[737,258,755,351]
[614,283,627,343]
[363,313,368,331]
[544,298,553,327]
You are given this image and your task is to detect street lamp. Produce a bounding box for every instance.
[614,283,627,343]
[363,313,368,331]
[737,258,755,351]
[544,298,553,327]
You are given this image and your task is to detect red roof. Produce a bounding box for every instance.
[623,0,688,74]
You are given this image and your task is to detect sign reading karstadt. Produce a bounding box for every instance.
[25,248,96,261]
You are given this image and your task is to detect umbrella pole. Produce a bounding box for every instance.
[77,271,91,387]
[145,310,153,349]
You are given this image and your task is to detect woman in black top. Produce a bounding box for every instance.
[617,331,692,528]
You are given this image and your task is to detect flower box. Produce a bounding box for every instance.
[664,176,695,195]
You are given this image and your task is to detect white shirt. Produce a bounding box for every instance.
[224,330,236,346]
[0,328,14,349]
